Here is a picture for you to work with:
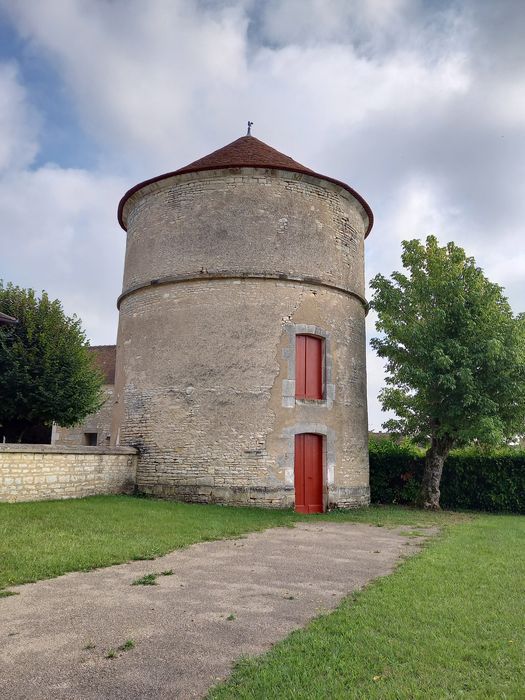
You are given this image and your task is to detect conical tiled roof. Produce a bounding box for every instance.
[180,135,315,174]
[118,135,373,234]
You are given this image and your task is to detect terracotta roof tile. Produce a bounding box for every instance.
[0,311,18,325]
[118,135,373,235]
[181,135,315,173]
[89,345,116,384]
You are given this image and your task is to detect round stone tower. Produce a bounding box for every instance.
[112,134,373,510]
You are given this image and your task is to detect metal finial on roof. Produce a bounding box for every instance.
[247,121,253,136]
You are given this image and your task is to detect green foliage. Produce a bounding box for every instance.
[0,281,104,441]
[369,437,424,506]
[440,448,525,513]
[106,639,135,658]
[369,236,525,447]
[132,573,158,586]
[369,438,525,513]
[118,639,135,651]
[0,590,19,598]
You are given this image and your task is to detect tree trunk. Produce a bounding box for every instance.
[417,437,452,510]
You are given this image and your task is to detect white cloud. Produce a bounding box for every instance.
[0,62,39,172]
[0,0,523,429]
[1,0,249,173]
[486,76,525,128]
[0,0,472,175]
[0,165,126,343]
[253,0,423,51]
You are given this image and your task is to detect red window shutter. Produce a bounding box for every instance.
[295,335,323,399]
[295,334,306,398]
[305,336,323,399]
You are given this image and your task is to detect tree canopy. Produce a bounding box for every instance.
[370,236,525,508]
[0,281,104,442]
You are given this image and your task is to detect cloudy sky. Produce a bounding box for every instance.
[0,0,523,429]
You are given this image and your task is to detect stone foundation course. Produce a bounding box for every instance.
[0,444,137,503]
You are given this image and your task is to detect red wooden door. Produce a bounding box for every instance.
[294,433,324,513]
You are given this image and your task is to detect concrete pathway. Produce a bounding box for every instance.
[0,522,428,699]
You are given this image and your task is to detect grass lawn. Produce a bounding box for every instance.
[0,495,453,589]
[209,512,525,700]
[0,495,299,589]
[1,496,522,698]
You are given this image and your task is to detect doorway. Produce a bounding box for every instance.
[294,433,324,513]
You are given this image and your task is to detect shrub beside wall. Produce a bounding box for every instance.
[369,438,525,513]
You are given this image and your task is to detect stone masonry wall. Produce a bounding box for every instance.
[0,445,137,503]
[113,167,370,509]
[114,280,369,508]
[121,168,367,299]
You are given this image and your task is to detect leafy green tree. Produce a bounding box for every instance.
[0,281,104,442]
[369,236,525,509]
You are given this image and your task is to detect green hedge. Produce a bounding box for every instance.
[369,438,525,513]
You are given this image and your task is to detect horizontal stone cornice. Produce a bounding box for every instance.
[0,444,137,455]
[117,271,369,312]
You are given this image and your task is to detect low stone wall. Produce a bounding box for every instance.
[0,445,137,503]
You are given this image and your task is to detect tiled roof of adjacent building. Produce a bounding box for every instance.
[0,311,18,325]
[89,345,116,384]
[118,135,373,235]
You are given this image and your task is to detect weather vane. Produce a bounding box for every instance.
[247,120,254,136]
